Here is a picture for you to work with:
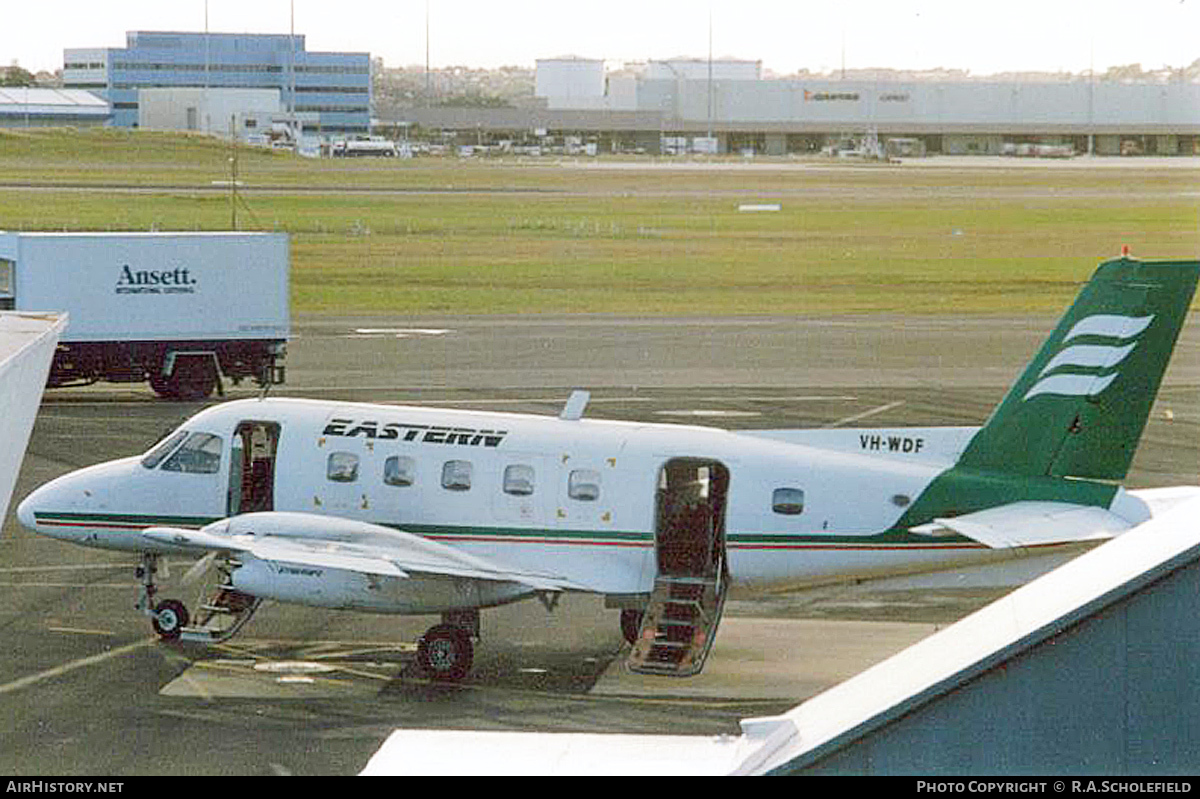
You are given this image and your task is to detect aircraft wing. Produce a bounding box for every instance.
[142,513,591,593]
[143,525,409,578]
[909,501,1133,549]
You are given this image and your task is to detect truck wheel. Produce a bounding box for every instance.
[167,358,217,400]
[149,373,177,399]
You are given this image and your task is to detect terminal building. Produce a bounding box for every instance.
[399,57,1200,157]
[62,31,370,136]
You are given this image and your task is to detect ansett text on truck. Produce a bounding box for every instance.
[114,264,198,295]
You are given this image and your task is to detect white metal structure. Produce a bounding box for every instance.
[0,313,65,525]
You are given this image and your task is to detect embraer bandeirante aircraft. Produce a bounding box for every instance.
[17,257,1200,681]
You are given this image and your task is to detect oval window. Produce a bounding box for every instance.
[504,464,535,496]
[442,460,473,491]
[327,452,359,483]
[384,455,416,487]
[569,469,601,502]
[772,487,805,515]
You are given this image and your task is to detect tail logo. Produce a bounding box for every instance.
[1023,314,1155,401]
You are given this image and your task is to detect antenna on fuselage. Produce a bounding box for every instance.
[559,390,590,421]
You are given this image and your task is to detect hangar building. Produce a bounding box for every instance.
[399,57,1200,157]
[0,88,110,128]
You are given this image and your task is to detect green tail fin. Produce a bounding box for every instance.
[959,257,1200,480]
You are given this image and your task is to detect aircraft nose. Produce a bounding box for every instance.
[16,481,51,534]
[16,488,41,532]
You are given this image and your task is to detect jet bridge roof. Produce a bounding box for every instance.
[751,490,1200,774]
[0,313,65,525]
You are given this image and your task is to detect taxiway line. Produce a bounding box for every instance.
[0,636,156,696]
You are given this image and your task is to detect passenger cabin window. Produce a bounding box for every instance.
[568,469,601,502]
[327,452,359,483]
[384,455,416,487]
[141,429,189,469]
[442,460,472,491]
[160,432,222,474]
[773,487,805,515]
[503,464,535,496]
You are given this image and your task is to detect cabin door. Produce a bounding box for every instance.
[226,421,280,516]
[627,458,730,676]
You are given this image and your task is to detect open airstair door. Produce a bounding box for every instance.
[627,458,730,677]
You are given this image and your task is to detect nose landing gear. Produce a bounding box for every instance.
[136,552,261,644]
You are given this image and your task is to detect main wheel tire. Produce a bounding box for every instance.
[416,623,474,681]
[152,599,189,640]
[149,373,177,399]
[169,358,217,401]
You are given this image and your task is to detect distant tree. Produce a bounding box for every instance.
[1103,63,1147,83]
[1,66,36,86]
[435,93,512,109]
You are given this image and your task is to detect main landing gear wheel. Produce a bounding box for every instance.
[417,623,474,682]
[151,599,190,641]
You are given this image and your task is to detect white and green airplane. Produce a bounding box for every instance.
[17,256,1200,681]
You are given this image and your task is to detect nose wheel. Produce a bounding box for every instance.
[151,599,190,640]
[136,553,190,640]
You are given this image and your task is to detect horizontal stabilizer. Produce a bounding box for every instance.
[909,501,1133,549]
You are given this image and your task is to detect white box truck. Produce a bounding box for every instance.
[0,232,288,399]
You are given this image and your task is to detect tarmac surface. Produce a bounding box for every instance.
[3,312,1200,775]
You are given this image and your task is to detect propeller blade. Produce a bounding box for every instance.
[182,552,217,586]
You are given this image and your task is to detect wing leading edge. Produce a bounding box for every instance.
[142,511,592,594]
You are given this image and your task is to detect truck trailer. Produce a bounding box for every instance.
[0,232,288,399]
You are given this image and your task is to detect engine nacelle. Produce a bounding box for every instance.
[229,556,533,614]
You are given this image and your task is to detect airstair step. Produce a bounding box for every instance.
[652,624,696,644]
[627,568,728,677]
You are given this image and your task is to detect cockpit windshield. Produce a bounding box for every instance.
[141,430,188,469]
[161,432,223,474]
[140,430,223,474]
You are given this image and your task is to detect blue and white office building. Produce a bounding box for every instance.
[63,31,370,135]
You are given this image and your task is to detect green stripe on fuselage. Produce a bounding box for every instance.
[32,510,979,549]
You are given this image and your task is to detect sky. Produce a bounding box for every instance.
[4,0,1199,77]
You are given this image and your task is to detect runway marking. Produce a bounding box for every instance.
[42,433,154,441]
[824,400,906,428]
[276,391,859,405]
[47,626,116,636]
[172,669,215,703]
[656,410,762,418]
[0,582,135,588]
[0,563,131,573]
[0,636,156,696]
[343,328,453,339]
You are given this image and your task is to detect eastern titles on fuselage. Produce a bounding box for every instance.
[322,418,508,448]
